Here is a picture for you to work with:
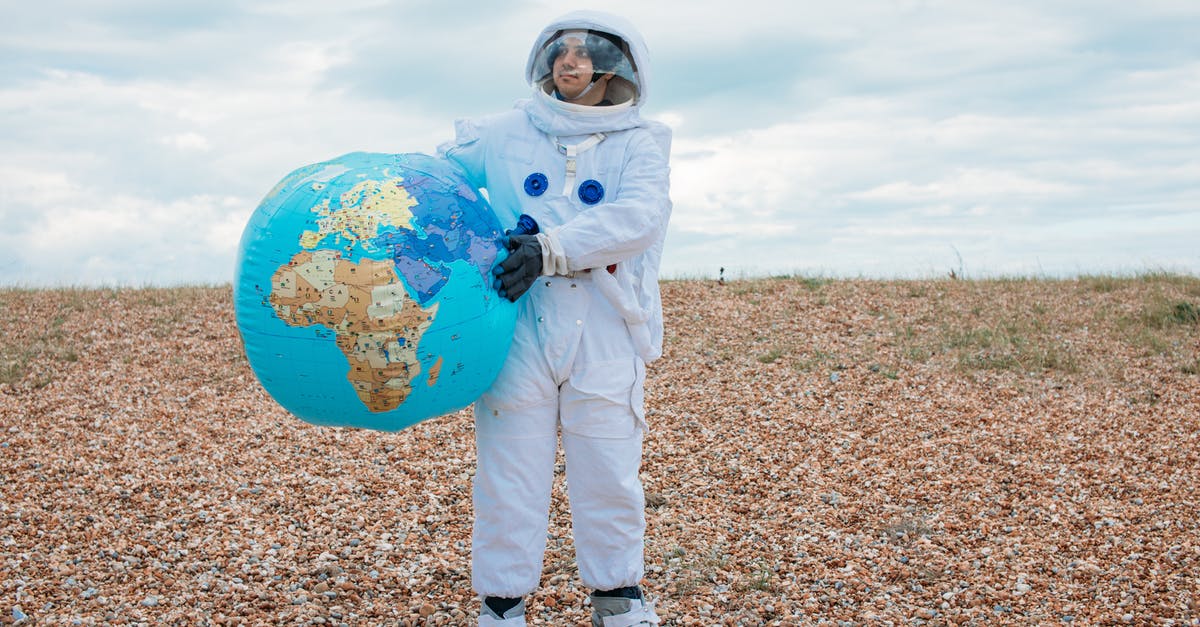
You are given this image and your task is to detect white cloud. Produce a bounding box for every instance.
[849,169,1081,204]
[0,161,248,285]
[161,132,211,152]
[1,0,1198,285]
[658,61,1199,278]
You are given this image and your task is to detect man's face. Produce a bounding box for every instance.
[552,36,594,100]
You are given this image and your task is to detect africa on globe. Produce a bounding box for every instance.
[234,152,516,431]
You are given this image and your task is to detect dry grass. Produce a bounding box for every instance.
[1,276,1198,625]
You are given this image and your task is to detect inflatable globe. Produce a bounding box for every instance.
[235,152,516,431]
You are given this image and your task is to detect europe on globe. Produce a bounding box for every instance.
[235,152,517,431]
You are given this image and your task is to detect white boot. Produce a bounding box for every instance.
[591,595,660,627]
[478,597,527,626]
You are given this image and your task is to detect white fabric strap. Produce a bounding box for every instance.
[536,230,570,277]
[553,133,606,196]
[591,267,654,362]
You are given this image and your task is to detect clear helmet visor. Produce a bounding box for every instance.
[529,30,639,104]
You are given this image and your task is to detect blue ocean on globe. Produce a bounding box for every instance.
[234,152,517,431]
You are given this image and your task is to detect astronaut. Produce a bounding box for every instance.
[438,10,671,627]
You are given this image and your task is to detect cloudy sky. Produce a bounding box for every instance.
[2,0,1197,286]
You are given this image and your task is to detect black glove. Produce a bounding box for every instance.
[492,234,543,301]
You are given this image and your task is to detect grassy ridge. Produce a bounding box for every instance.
[670,273,1199,382]
[0,286,236,388]
[3,276,1198,390]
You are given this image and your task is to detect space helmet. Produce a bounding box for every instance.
[528,28,639,105]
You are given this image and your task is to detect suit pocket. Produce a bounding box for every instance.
[560,357,645,438]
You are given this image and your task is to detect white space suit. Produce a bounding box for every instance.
[438,10,671,625]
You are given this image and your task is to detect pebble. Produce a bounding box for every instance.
[4,282,1197,625]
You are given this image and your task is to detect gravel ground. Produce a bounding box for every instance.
[2,277,1198,626]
